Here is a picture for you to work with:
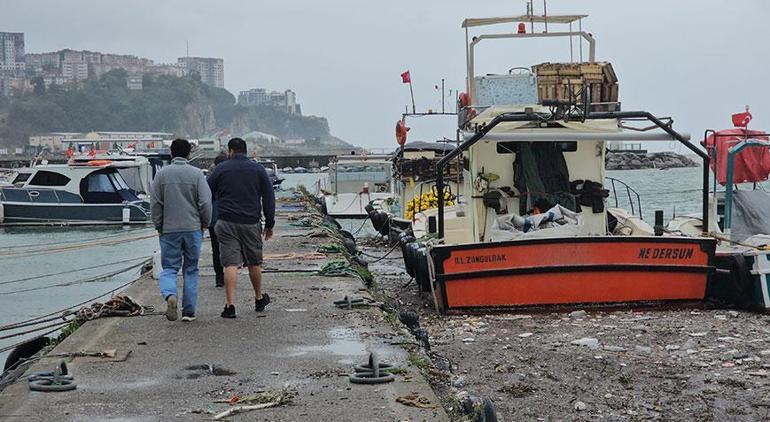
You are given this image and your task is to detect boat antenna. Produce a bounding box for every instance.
[543,0,548,33]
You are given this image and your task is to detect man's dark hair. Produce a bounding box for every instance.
[228,138,247,154]
[170,138,192,158]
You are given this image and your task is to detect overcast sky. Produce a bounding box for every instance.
[3,0,769,151]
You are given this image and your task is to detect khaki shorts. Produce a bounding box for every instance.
[214,220,263,267]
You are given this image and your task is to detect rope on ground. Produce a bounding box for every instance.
[0,256,151,287]
[0,259,151,296]
[357,242,401,264]
[0,232,157,259]
[263,252,327,261]
[317,261,361,278]
[351,218,369,235]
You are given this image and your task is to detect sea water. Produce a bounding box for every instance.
[0,167,704,366]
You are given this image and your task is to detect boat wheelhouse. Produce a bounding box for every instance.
[0,163,149,225]
[319,154,394,218]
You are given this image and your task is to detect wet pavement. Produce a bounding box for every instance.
[0,202,446,421]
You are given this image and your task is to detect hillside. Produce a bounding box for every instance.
[0,69,350,152]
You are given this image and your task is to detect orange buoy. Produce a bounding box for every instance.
[87,160,112,166]
[396,119,410,146]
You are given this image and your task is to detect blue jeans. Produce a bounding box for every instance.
[158,231,202,315]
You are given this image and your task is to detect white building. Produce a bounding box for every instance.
[177,56,224,88]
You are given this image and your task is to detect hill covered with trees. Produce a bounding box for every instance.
[0,69,346,150]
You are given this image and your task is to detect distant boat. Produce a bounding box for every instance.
[253,158,284,189]
[0,163,149,225]
[282,167,294,174]
[293,167,308,173]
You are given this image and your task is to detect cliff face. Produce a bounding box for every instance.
[219,105,332,141]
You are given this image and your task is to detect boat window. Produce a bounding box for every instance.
[12,173,31,184]
[496,141,577,154]
[28,170,71,187]
[87,173,117,192]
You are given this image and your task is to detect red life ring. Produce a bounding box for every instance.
[88,160,112,166]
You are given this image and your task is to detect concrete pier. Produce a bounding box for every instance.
[0,204,446,421]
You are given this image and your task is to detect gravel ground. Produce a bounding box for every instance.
[362,239,770,421]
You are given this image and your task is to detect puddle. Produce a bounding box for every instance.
[179,364,237,379]
[287,327,399,364]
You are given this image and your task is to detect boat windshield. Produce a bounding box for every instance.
[81,170,139,203]
[335,163,389,182]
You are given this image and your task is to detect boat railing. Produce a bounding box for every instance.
[606,177,643,219]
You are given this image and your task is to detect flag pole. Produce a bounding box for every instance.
[409,81,416,113]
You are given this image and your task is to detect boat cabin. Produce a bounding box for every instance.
[6,164,140,204]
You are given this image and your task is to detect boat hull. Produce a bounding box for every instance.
[431,236,716,313]
[1,201,149,225]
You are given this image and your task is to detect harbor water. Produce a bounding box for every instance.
[0,167,704,365]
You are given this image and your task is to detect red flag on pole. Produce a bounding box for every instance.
[732,106,752,128]
[400,70,411,84]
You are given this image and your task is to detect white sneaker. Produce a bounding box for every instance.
[181,314,196,322]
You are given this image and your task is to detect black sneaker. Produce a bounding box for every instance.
[221,304,236,319]
[255,293,271,312]
[215,274,224,288]
[181,313,196,322]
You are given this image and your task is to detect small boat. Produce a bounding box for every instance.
[319,155,394,218]
[0,162,149,225]
[293,166,308,173]
[253,158,284,189]
[282,167,294,174]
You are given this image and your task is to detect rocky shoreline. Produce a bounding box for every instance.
[606,151,698,170]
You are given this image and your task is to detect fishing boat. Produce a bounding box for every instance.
[366,141,462,237]
[401,12,718,313]
[319,154,394,218]
[0,162,149,225]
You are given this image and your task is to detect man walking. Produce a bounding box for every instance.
[208,153,228,287]
[208,138,275,318]
[150,139,212,322]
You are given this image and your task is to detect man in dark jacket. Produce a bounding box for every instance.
[208,138,275,318]
[208,153,228,287]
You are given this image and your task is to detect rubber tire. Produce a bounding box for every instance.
[353,363,397,373]
[28,379,77,392]
[3,337,49,371]
[404,243,418,278]
[416,249,431,293]
[348,371,395,384]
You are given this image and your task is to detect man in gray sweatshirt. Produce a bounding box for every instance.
[150,139,212,322]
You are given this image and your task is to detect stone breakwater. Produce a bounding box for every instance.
[606,151,698,170]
